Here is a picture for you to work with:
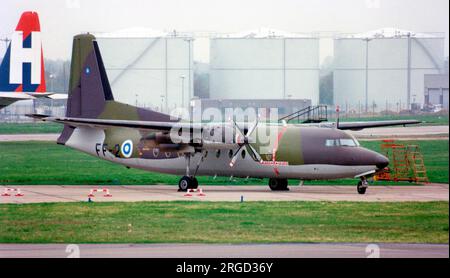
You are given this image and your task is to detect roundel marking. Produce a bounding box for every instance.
[121,140,133,158]
[85,67,91,75]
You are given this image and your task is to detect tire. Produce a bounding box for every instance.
[191,177,199,189]
[269,178,289,191]
[357,181,367,195]
[178,176,192,192]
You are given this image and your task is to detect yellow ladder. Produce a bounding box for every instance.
[407,145,429,183]
[392,146,412,181]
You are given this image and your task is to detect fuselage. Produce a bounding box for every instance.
[62,123,389,181]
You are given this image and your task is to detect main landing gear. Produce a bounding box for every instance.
[357,178,369,195]
[178,176,198,191]
[178,153,202,192]
[268,178,289,191]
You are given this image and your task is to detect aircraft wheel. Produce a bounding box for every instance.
[269,178,289,191]
[179,176,193,192]
[357,181,367,195]
[191,177,199,189]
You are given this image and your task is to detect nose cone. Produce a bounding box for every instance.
[374,153,389,169]
[361,148,389,169]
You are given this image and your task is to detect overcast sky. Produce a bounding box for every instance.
[1,0,449,62]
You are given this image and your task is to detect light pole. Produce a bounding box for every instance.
[160,95,165,112]
[407,32,412,111]
[49,73,55,114]
[180,75,185,108]
[49,73,55,92]
[363,38,372,114]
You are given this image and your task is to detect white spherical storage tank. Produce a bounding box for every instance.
[210,29,320,104]
[96,28,194,113]
[333,28,445,112]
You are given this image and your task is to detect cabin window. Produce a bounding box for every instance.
[228,150,234,159]
[241,149,246,159]
[216,150,221,158]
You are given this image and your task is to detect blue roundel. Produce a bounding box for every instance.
[85,67,91,75]
[121,140,133,158]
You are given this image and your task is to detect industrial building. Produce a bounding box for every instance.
[191,98,312,121]
[333,28,445,112]
[209,29,320,106]
[424,74,449,111]
[96,28,194,113]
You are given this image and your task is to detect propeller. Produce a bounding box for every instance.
[229,118,262,167]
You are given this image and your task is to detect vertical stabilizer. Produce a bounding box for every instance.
[0,11,46,93]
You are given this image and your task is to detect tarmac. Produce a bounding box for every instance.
[0,184,448,204]
[0,243,448,258]
[348,125,449,140]
[0,125,448,142]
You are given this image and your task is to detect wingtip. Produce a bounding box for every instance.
[25,113,50,120]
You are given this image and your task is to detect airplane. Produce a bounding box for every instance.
[29,34,421,194]
[0,11,66,110]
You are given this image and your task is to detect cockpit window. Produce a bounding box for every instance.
[325,139,337,147]
[325,138,359,147]
[339,139,358,147]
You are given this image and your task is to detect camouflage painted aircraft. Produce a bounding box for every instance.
[29,34,421,194]
[0,11,66,110]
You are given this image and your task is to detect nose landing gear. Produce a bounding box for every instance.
[357,178,369,194]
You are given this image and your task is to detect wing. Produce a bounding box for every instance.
[1,92,35,109]
[336,120,421,131]
[28,92,68,99]
[26,114,202,132]
[27,114,422,132]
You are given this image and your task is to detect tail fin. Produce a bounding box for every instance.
[58,34,175,144]
[65,34,113,119]
[0,11,46,93]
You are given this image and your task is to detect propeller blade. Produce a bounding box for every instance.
[246,118,259,137]
[246,144,262,163]
[229,146,243,167]
[231,120,245,144]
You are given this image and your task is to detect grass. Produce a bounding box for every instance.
[0,140,447,185]
[0,201,447,244]
[0,122,63,134]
